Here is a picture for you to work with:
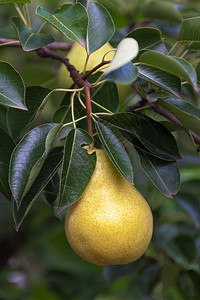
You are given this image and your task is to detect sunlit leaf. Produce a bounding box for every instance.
[105,38,139,74]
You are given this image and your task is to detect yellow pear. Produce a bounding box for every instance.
[65,149,153,266]
[58,42,133,101]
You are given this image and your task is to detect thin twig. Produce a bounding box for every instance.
[0,38,71,51]
[82,60,111,80]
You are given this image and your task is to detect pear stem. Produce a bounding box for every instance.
[84,86,93,137]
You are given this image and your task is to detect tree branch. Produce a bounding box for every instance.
[82,60,111,80]
[0,38,71,50]
[37,47,92,89]
[127,85,200,148]
[84,86,93,137]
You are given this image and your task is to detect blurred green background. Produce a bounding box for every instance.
[0,0,200,299]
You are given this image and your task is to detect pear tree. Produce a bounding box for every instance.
[0,0,200,298]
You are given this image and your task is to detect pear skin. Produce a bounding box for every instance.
[65,149,153,266]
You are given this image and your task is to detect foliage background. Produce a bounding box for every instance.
[0,0,200,299]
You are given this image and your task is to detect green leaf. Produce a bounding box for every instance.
[157,98,200,136]
[7,86,51,139]
[179,17,200,42]
[9,123,58,207]
[100,113,181,161]
[95,119,134,184]
[0,61,27,110]
[172,57,197,86]
[52,105,79,140]
[0,0,30,3]
[0,129,15,200]
[104,261,139,285]
[13,148,63,230]
[0,105,8,133]
[105,38,139,74]
[104,38,139,84]
[91,80,119,113]
[104,62,138,84]
[126,27,165,53]
[78,0,114,54]
[58,128,96,211]
[156,225,197,268]
[11,17,54,51]
[176,194,200,227]
[136,149,180,198]
[137,65,181,97]
[35,4,88,47]
[143,0,182,22]
[139,50,194,85]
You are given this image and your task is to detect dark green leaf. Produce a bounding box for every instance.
[172,57,197,86]
[137,65,181,97]
[9,123,58,207]
[176,194,200,227]
[160,121,184,132]
[7,86,51,139]
[158,98,200,136]
[52,105,79,140]
[0,105,8,132]
[95,119,134,184]
[126,27,165,53]
[0,129,15,200]
[13,148,63,230]
[35,4,88,47]
[58,128,96,211]
[104,62,138,84]
[143,0,182,22]
[91,80,119,113]
[100,113,181,161]
[104,261,140,284]
[0,61,26,110]
[179,17,200,42]
[136,149,180,198]
[139,50,193,85]
[78,0,114,54]
[11,17,54,51]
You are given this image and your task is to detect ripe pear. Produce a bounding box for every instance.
[65,149,153,266]
[58,42,133,101]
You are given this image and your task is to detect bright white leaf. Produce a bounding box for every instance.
[105,38,139,75]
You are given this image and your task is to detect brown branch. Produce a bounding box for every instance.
[0,38,71,50]
[84,86,93,137]
[82,60,111,80]
[128,85,200,147]
[37,47,92,89]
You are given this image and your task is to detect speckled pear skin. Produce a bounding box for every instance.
[65,149,153,266]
